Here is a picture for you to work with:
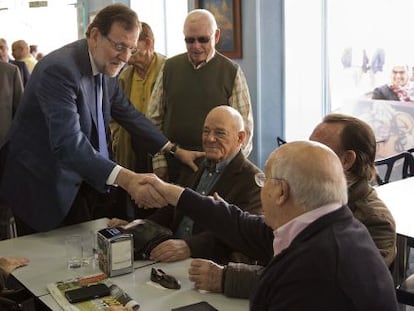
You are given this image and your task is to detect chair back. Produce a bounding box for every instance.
[277,136,287,147]
[374,151,414,185]
[396,273,414,306]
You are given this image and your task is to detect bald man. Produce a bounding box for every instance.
[11,40,37,74]
[110,106,262,263]
[144,141,397,310]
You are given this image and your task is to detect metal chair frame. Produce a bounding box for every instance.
[374,151,414,185]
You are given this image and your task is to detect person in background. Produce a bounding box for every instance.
[111,21,166,220]
[110,106,262,263]
[372,64,413,101]
[0,61,23,240]
[0,62,23,149]
[147,9,253,182]
[35,52,44,61]
[29,44,38,59]
[185,113,396,298]
[0,38,30,87]
[11,40,37,73]
[143,140,398,310]
[0,4,203,236]
[111,21,166,173]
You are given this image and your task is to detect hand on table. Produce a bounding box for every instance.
[107,218,128,227]
[188,259,224,293]
[150,239,191,262]
[0,256,29,275]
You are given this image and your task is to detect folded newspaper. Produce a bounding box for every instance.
[47,272,140,311]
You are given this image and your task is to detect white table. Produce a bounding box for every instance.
[375,177,414,239]
[0,218,248,310]
[0,218,152,297]
[376,177,414,285]
[114,259,248,311]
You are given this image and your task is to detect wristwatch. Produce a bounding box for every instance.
[169,143,179,156]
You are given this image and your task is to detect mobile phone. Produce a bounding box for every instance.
[65,283,110,303]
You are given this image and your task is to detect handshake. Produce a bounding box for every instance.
[115,169,184,209]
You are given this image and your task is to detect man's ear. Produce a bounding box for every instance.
[341,150,356,171]
[214,28,220,44]
[89,27,100,48]
[275,180,290,205]
[237,131,246,145]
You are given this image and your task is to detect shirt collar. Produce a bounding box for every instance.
[203,150,238,173]
[273,203,342,256]
[188,50,216,70]
[88,50,100,76]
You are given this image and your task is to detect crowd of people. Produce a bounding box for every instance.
[0,3,401,310]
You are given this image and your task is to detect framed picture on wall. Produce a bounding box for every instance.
[195,0,242,59]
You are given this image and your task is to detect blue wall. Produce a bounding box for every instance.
[236,0,284,168]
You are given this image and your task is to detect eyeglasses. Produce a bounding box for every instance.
[254,173,283,188]
[392,70,407,75]
[184,36,212,44]
[104,36,138,55]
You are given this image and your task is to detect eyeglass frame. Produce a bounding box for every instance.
[254,172,283,188]
[104,35,138,55]
[392,70,407,75]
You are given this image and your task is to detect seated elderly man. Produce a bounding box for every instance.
[143,140,397,310]
[109,105,262,263]
[170,113,397,298]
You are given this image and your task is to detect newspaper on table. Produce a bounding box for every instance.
[47,272,139,311]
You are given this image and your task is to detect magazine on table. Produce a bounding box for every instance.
[47,272,139,311]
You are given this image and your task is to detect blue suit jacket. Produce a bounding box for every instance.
[1,39,168,231]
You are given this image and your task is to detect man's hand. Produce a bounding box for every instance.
[174,147,205,172]
[188,259,224,293]
[0,256,29,275]
[116,169,167,208]
[142,175,185,207]
[108,218,128,227]
[150,239,191,262]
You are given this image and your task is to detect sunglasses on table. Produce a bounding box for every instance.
[184,36,212,44]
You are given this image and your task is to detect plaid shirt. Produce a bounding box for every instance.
[147,59,253,170]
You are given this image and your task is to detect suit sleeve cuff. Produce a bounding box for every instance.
[106,165,122,186]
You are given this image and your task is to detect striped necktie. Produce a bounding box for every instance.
[95,74,109,158]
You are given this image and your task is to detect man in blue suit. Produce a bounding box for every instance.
[0,4,203,235]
